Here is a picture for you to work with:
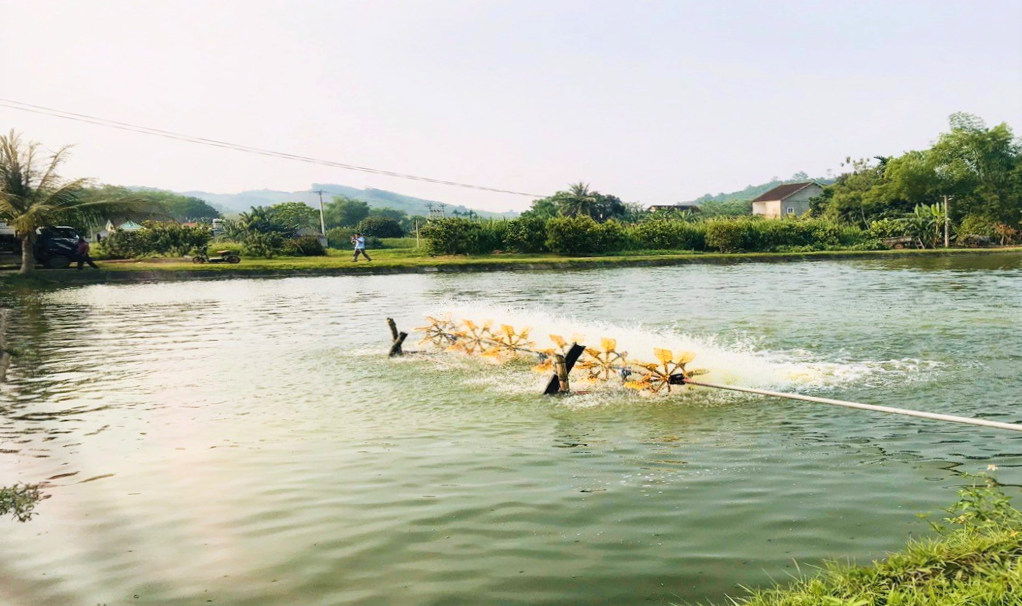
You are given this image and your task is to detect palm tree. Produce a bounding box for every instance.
[0,130,158,274]
[557,182,599,218]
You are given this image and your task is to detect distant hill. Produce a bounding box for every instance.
[178,183,516,218]
[694,173,835,204]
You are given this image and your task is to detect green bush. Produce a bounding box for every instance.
[503,217,548,253]
[281,235,326,256]
[594,220,630,252]
[704,218,767,253]
[421,218,486,255]
[629,220,707,250]
[546,216,603,254]
[704,217,873,253]
[356,216,404,238]
[480,220,509,253]
[242,232,284,258]
[102,222,212,259]
[957,215,997,239]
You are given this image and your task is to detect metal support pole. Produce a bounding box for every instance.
[316,189,327,243]
[684,378,1022,433]
[553,354,569,393]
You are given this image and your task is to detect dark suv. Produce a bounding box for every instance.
[0,226,82,269]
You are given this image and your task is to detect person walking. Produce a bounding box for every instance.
[351,233,372,262]
[76,236,99,270]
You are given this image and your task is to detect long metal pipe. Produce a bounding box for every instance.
[684,379,1022,434]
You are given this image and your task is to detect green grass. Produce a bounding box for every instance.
[712,475,1022,606]
[2,246,1020,283]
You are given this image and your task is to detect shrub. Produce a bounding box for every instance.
[704,218,766,253]
[705,217,873,253]
[629,220,707,251]
[356,216,404,238]
[103,221,212,258]
[281,235,326,256]
[594,220,630,252]
[503,217,548,253]
[869,218,910,239]
[242,232,285,258]
[421,218,486,255]
[545,216,602,254]
[957,215,997,239]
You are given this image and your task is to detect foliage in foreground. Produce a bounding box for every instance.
[0,483,43,522]
[718,474,1022,606]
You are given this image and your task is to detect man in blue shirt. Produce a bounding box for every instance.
[352,233,372,262]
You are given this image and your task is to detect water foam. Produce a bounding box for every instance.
[417,301,940,398]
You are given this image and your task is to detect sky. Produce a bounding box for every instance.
[1,0,1020,213]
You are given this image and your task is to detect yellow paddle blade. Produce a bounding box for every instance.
[624,379,650,391]
[550,334,566,348]
[674,351,696,365]
[654,348,674,364]
[601,338,617,351]
[584,347,601,357]
[463,319,477,330]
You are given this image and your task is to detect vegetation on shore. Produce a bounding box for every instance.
[2,244,1020,284]
[715,473,1022,606]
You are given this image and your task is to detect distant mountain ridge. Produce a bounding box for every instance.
[177,183,516,218]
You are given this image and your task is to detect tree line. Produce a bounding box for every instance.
[809,112,1022,245]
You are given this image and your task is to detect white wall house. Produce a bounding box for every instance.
[93,219,144,242]
[751,182,823,219]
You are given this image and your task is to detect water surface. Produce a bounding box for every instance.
[2,253,1021,605]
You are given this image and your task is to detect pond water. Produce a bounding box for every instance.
[2,253,1021,606]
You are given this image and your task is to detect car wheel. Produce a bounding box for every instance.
[45,255,72,269]
[226,255,241,264]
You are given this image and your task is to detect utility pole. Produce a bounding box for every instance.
[943,194,952,248]
[314,189,327,243]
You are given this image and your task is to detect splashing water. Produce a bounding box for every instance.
[418,301,940,398]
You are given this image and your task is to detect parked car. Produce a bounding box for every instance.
[0,224,83,268]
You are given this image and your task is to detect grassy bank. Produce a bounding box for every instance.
[1,246,1020,284]
[716,474,1022,606]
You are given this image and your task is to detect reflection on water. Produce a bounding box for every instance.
[1,253,1021,606]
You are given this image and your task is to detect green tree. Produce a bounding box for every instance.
[368,207,408,222]
[928,113,1022,225]
[238,206,288,235]
[356,216,404,238]
[521,197,559,220]
[324,195,370,228]
[557,182,599,218]
[0,131,159,274]
[84,186,220,222]
[268,201,319,233]
[526,182,629,222]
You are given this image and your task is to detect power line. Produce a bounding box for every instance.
[0,98,542,198]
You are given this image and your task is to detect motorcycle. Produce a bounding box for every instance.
[192,247,241,264]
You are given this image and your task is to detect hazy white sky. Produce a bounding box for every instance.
[1,0,1020,212]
